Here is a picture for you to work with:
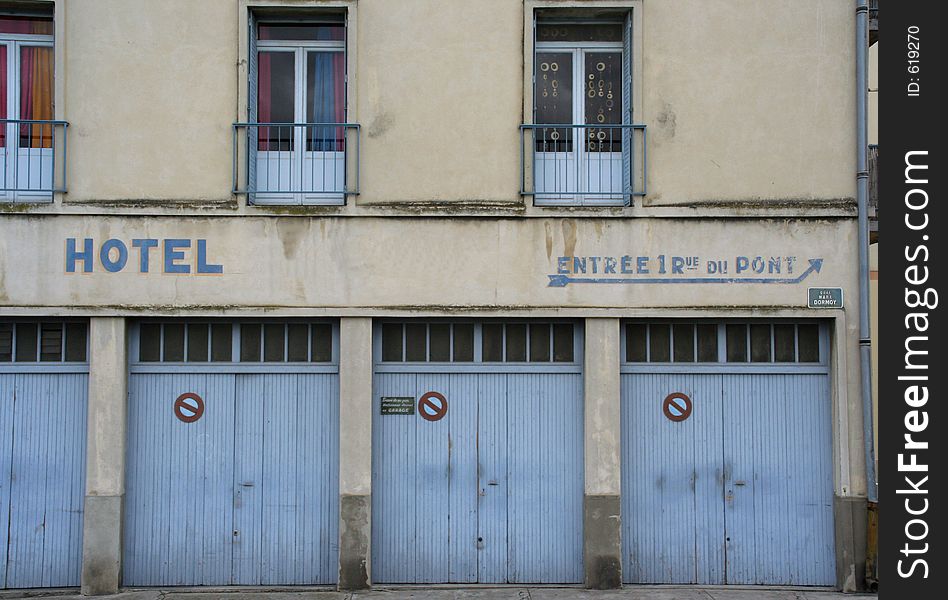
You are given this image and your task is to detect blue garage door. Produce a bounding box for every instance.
[124,321,339,586]
[0,321,88,589]
[620,321,835,586]
[373,321,584,583]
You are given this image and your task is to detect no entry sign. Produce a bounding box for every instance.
[662,392,692,422]
[174,392,205,423]
[418,391,448,422]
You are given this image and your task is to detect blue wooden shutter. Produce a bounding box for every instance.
[531,10,537,119]
[247,10,258,200]
[621,10,633,206]
[529,10,537,200]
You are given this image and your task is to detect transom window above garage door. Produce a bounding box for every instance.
[135,321,335,363]
[623,322,824,364]
[380,321,578,364]
[0,321,87,363]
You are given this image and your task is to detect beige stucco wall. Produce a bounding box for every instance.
[641,0,854,205]
[0,215,856,311]
[357,0,523,202]
[47,0,854,205]
[63,0,238,201]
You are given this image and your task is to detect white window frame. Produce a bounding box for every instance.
[0,30,54,203]
[250,19,347,206]
[534,29,625,206]
[522,2,644,214]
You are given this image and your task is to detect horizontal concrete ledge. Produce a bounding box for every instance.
[0,203,857,220]
[0,307,849,319]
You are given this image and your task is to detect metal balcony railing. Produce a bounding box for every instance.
[520,123,647,205]
[0,119,69,198]
[233,122,360,204]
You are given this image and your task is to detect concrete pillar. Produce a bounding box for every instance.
[831,315,869,591]
[80,318,128,595]
[834,495,868,591]
[582,318,622,589]
[338,317,373,590]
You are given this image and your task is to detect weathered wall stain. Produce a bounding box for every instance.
[656,100,677,138]
[562,219,577,259]
[367,112,394,138]
[339,494,371,590]
[276,218,308,260]
[0,262,7,303]
[544,221,553,261]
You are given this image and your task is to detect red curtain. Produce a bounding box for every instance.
[0,18,53,36]
[20,46,54,148]
[0,18,54,149]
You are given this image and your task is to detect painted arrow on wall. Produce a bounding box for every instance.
[547,258,823,288]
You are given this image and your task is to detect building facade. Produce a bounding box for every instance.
[0,0,870,594]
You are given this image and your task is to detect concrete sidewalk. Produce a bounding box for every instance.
[0,588,879,600]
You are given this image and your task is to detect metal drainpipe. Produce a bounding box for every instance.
[855,0,876,506]
[856,0,878,590]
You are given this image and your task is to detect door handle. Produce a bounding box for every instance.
[734,480,746,487]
